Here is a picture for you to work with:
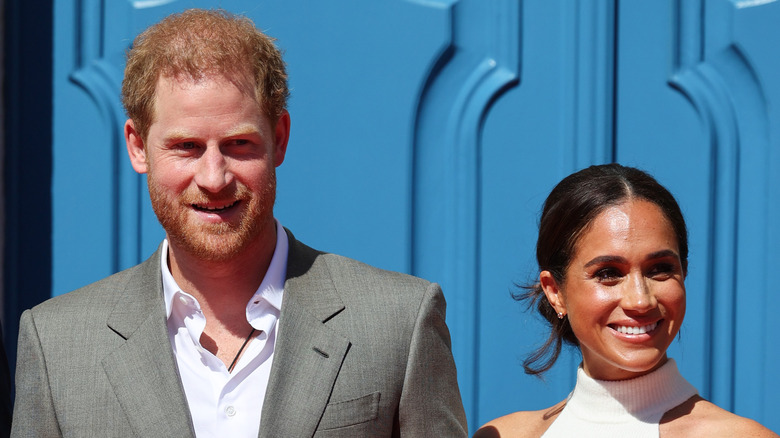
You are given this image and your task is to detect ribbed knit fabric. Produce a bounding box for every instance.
[542,359,698,437]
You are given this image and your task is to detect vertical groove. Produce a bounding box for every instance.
[610,0,619,162]
[99,0,106,56]
[729,149,739,410]
[75,0,83,67]
[705,108,716,399]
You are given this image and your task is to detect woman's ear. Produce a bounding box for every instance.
[540,270,567,317]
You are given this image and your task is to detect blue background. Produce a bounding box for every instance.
[4,0,779,434]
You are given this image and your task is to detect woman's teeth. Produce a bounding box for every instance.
[614,321,658,335]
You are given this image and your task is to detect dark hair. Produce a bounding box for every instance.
[519,163,688,376]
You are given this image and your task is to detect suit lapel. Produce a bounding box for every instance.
[102,249,195,437]
[258,231,350,438]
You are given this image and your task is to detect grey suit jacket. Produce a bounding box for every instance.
[11,230,467,437]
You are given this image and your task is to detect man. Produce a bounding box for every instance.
[12,9,467,437]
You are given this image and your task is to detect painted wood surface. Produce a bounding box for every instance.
[34,0,780,432]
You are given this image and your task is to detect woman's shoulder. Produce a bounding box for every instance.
[661,396,779,437]
[473,400,567,438]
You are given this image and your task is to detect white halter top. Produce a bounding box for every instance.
[542,359,698,438]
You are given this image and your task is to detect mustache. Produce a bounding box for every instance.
[179,184,252,205]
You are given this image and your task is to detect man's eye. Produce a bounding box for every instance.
[179,141,197,150]
[229,139,249,146]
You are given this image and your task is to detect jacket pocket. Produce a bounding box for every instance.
[318,392,380,430]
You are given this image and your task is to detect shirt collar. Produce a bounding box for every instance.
[161,219,288,321]
[246,220,287,318]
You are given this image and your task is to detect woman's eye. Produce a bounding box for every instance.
[594,267,622,282]
[648,263,675,279]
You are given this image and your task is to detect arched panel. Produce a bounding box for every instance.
[269,0,450,274]
[617,0,778,430]
[614,0,711,398]
[724,0,780,424]
[43,0,780,433]
[476,0,615,426]
[411,0,520,423]
[52,0,173,296]
[53,0,451,287]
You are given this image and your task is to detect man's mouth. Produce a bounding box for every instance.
[192,200,239,213]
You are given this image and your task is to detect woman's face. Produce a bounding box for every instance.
[541,199,686,381]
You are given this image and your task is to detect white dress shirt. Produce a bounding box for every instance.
[161,220,288,437]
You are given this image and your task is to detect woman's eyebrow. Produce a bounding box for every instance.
[583,255,626,268]
[646,249,680,260]
[583,250,680,268]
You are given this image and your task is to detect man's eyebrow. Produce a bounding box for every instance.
[161,129,196,143]
[224,125,261,137]
[159,125,261,143]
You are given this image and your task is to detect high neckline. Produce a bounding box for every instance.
[542,359,698,437]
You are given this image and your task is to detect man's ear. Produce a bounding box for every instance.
[540,270,567,317]
[273,110,290,167]
[125,119,148,174]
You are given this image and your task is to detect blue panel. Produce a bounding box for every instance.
[53,0,454,280]
[614,0,710,397]
[47,0,780,433]
[616,0,780,431]
[411,0,520,426]
[53,0,118,295]
[728,1,780,427]
[267,0,449,274]
[476,0,615,426]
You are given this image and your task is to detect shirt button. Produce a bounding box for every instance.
[178,296,188,305]
[225,406,236,417]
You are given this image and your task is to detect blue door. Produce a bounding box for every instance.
[8,0,777,433]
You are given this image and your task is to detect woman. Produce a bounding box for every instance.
[475,164,777,437]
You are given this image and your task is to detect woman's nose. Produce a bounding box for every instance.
[620,275,657,312]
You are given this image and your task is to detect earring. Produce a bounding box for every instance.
[557,312,565,320]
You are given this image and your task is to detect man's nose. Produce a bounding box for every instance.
[620,274,657,312]
[194,146,232,192]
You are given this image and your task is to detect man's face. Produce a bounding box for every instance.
[126,74,289,261]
